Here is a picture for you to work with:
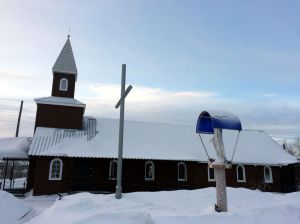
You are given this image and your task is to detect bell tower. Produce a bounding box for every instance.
[51,35,77,98]
[34,36,85,130]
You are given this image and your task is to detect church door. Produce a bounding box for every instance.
[71,158,96,191]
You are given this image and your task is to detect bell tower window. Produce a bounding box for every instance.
[59,78,68,91]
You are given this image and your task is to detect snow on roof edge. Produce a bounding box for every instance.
[29,118,298,166]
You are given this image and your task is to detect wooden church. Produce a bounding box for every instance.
[26,36,300,195]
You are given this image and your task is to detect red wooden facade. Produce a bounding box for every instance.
[34,104,84,130]
[27,156,297,195]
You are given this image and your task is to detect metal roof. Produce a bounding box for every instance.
[52,36,78,79]
[29,117,97,156]
[35,96,86,108]
[28,118,298,166]
[0,137,32,159]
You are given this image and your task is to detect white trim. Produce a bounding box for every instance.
[236,165,246,182]
[36,101,86,108]
[178,162,187,182]
[49,158,63,180]
[109,160,118,180]
[208,167,215,182]
[264,166,273,183]
[145,161,155,181]
[59,78,68,91]
[53,69,77,75]
[35,97,86,108]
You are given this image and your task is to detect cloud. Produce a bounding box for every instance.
[1,82,300,138]
[0,99,36,137]
[261,93,278,98]
[82,83,300,131]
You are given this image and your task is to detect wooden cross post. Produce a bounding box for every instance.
[211,128,228,212]
[115,64,133,199]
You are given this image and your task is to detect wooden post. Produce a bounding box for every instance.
[2,159,8,190]
[15,100,23,137]
[214,165,227,212]
[212,128,228,212]
[9,159,15,189]
[115,64,126,199]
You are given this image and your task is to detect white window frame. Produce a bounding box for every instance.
[208,167,215,182]
[109,160,118,180]
[49,158,63,180]
[236,165,246,182]
[178,162,187,182]
[264,166,273,183]
[145,161,155,181]
[59,78,68,91]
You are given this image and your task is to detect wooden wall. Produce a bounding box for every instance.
[30,157,291,195]
[294,164,300,191]
[51,72,76,98]
[34,104,84,129]
[31,156,72,195]
[26,157,36,192]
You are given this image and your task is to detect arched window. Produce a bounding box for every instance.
[264,166,273,183]
[49,158,63,180]
[109,160,118,180]
[178,162,187,181]
[208,167,215,182]
[236,165,246,182]
[59,78,68,91]
[145,161,155,181]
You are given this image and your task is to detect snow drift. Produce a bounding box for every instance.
[25,188,300,224]
[0,190,31,224]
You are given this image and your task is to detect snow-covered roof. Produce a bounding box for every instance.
[52,36,78,79]
[0,137,32,159]
[28,118,297,166]
[35,96,85,108]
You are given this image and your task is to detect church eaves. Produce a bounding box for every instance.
[52,36,78,79]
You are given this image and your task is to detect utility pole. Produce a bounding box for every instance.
[15,100,23,137]
[115,64,133,199]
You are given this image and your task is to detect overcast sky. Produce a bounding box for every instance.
[0,0,300,138]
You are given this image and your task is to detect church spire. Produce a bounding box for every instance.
[52,36,78,80]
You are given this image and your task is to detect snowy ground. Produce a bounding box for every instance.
[12,188,300,224]
[0,190,31,224]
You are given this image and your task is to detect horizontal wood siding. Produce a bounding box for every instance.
[51,72,76,98]
[32,157,72,195]
[26,156,36,192]
[31,157,289,195]
[294,164,300,191]
[35,104,84,129]
[226,165,281,192]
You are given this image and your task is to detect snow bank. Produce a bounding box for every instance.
[0,190,31,224]
[25,188,300,224]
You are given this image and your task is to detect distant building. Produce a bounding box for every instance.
[26,37,299,195]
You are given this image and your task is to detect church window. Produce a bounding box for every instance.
[178,162,187,181]
[49,158,63,180]
[145,161,155,181]
[59,78,68,91]
[264,166,273,183]
[208,167,215,182]
[109,160,118,180]
[236,165,246,182]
